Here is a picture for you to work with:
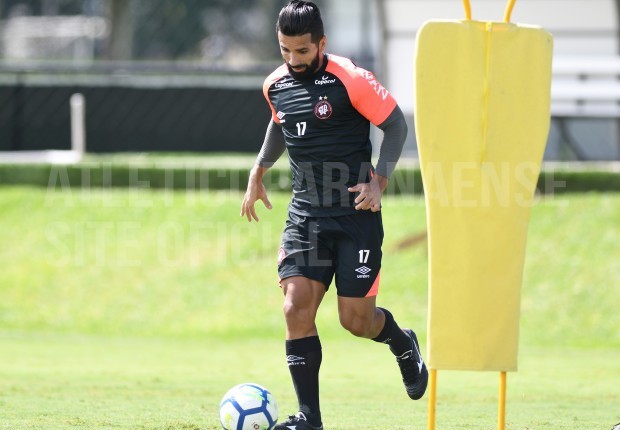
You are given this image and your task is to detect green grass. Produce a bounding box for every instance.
[0,187,619,429]
[1,334,618,430]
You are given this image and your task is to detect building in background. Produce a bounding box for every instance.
[370,0,620,160]
[0,0,619,160]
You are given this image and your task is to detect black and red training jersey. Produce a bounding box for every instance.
[263,53,398,217]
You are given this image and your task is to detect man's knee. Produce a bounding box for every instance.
[283,299,313,323]
[282,278,324,326]
[339,311,374,338]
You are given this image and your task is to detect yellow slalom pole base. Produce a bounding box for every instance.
[427,370,507,429]
[498,371,507,430]
[427,369,437,430]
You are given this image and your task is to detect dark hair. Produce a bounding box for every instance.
[276,1,324,43]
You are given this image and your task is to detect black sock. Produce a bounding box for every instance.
[286,336,322,426]
[372,307,412,356]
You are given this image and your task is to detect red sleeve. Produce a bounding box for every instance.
[326,55,397,126]
[262,65,289,124]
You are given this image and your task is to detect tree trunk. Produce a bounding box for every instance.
[107,0,133,60]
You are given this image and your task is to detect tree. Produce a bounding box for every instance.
[107,0,133,60]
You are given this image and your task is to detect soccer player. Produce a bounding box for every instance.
[240,1,428,429]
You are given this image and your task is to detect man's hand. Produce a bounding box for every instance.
[348,174,389,212]
[240,165,272,222]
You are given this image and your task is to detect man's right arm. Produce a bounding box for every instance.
[256,119,286,167]
[240,120,285,221]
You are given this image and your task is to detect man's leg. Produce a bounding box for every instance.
[276,276,326,430]
[338,296,429,400]
[333,211,428,400]
[337,296,409,346]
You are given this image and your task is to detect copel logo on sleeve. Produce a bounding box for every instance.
[275,80,294,89]
[315,75,336,85]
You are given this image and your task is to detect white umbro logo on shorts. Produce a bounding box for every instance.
[355,266,371,275]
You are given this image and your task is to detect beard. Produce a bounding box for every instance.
[286,50,321,80]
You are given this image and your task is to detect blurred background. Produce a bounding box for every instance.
[1,0,619,161]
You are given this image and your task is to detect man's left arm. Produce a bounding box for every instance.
[349,105,408,211]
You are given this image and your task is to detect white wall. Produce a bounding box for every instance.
[382,0,618,113]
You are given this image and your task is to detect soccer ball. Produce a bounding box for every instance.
[219,383,278,430]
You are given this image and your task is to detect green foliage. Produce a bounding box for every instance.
[1,161,619,193]
[538,169,620,193]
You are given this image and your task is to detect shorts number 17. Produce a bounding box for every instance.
[359,249,370,263]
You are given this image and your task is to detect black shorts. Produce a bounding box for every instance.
[277,210,384,298]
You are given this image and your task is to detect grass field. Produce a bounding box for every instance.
[1,187,619,429]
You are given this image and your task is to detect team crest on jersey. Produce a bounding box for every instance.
[314,96,332,120]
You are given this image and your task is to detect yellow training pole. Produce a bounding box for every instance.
[498,372,507,430]
[462,0,472,20]
[427,369,437,430]
[503,0,517,22]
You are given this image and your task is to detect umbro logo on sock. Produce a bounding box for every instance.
[286,355,306,366]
